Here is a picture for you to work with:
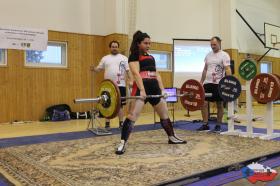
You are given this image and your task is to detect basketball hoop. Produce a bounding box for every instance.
[265,23,280,50]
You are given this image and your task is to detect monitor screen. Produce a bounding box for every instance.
[164,88,178,103]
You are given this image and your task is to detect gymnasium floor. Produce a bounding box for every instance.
[0,104,279,139]
[0,104,280,186]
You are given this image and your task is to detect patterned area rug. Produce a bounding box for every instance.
[0,129,280,186]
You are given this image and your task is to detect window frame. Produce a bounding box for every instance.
[149,50,172,72]
[0,49,7,66]
[24,41,68,68]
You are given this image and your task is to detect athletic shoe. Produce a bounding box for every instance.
[168,136,187,144]
[115,140,127,155]
[196,124,210,131]
[213,125,221,133]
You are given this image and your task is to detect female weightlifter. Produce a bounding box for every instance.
[116,31,186,155]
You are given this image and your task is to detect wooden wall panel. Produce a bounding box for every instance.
[2,30,278,123]
[0,31,105,123]
[104,33,129,56]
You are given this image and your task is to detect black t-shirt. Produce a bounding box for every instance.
[128,53,156,72]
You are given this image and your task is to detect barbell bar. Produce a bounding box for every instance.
[74,92,213,104]
[74,76,241,119]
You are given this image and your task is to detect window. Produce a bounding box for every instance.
[149,50,172,71]
[25,41,67,68]
[260,61,272,73]
[0,49,7,66]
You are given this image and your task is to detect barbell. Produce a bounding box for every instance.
[250,73,280,104]
[74,75,242,119]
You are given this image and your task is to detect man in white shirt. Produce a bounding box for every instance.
[92,41,132,129]
[198,36,232,132]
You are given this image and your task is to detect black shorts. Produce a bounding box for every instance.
[131,79,161,106]
[119,86,126,106]
[203,83,223,102]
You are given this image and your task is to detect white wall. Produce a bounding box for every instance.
[219,0,237,50]
[90,0,119,35]
[236,0,280,57]
[0,0,128,36]
[90,0,107,35]
[0,0,279,58]
[115,0,129,34]
[135,0,220,44]
[0,0,92,34]
[134,0,280,57]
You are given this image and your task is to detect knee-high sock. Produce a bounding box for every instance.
[160,118,175,136]
[121,118,135,141]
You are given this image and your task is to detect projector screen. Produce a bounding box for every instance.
[173,39,212,88]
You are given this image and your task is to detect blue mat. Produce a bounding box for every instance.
[0,173,12,186]
[175,120,280,141]
[0,123,162,148]
[1,120,280,147]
